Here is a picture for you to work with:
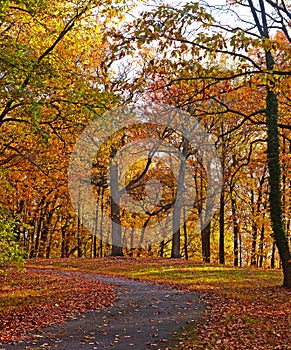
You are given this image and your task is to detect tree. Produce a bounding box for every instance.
[111,0,291,286]
[0,0,124,259]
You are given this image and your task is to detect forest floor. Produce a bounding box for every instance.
[0,258,291,349]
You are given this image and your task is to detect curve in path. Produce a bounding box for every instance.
[2,270,205,350]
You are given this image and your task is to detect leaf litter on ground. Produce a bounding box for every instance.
[0,268,116,343]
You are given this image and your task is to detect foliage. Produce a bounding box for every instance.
[0,0,290,284]
[108,0,291,285]
[0,212,24,269]
[0,0,122,260]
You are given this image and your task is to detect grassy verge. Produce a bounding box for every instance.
[26,257,291,349]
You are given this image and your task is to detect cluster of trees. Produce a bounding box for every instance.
[0,0,290,286]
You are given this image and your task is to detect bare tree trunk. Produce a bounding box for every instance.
[231,193,239,267]
[201,221,211,263]
[171,138,189,258]
[110,151,123,256]
[271,241,276,269]
[258,222,265,268]
[99,187,105,257]
[219,190,225,264]
[183,206,188,260]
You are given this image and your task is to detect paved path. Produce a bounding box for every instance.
[1,270,205,350]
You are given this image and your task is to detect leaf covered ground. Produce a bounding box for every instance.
[26,258,291,350]
[1,258,290,349]
[0,268,115,343]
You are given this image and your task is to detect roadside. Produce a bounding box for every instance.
[1,269,205,350]
[24,258,291,349]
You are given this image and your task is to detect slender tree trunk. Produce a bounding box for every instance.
[195,161,211,263]
[201,221,211,263]
[250,181,258,266]
[219,190,225,264]
[76,189,83,258]
[61,225,68,258]
[129,227,134,257]
[99,187,105,257]
[271,241,276,269]
[183,206,188,260]
[219,128,225,265]
[250,229,258,266]
[160,240,165,258]
[171,139,188,258]
[77,216,82,258]
[93,197,99,258]
[34,216,43,258]
[110,150,123,256]
[231,192,239,267]
[258,222,265,268]
[46,216,58,259]
[239,229,242,267]
[39,208,55,258]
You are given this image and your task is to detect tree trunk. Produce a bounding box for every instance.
[99,187,105,257]
[265,51,291,287]
[233,224,239,267]
[93,200,99,258]
[160,240,165,258]
[77,216,83,258]
[34,216,43,258]
[183,206,188,260]
[250,181,258,266]
[219,190,225,264]
[171,138,188,258]
[201,221,211,263]
[271,241,276,269]
[61,225,69,258]
[258,223,265,268]
[110,151,123,257]
[231,192,239,267]
[129,227,134,257]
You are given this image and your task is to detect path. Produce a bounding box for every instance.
[1,270,205,350]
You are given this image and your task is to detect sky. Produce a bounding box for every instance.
[127,0,254,30]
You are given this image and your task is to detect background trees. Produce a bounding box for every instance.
[108,0,291,286]
[0,0,121,258]
[0,0,290,286]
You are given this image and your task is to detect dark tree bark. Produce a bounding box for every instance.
[61,224,70,258]
[271,241,276,269]
[110,150,123,257]
[250,176,258,266]
[99,187,105,257]
[258,220,265,268]
[201,221,211,263]
[230,190,239,267]
[247,0,291,287]
[265,83,291,285]
[77,216,83,258]
[219,190,225,264]
[183,206,189,260]
[93,197,99,258]
[160,240,165,258]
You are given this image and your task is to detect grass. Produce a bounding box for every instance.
[26,257,283,299]
[3,258,291,349]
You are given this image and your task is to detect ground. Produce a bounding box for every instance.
[0,258,290,349]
